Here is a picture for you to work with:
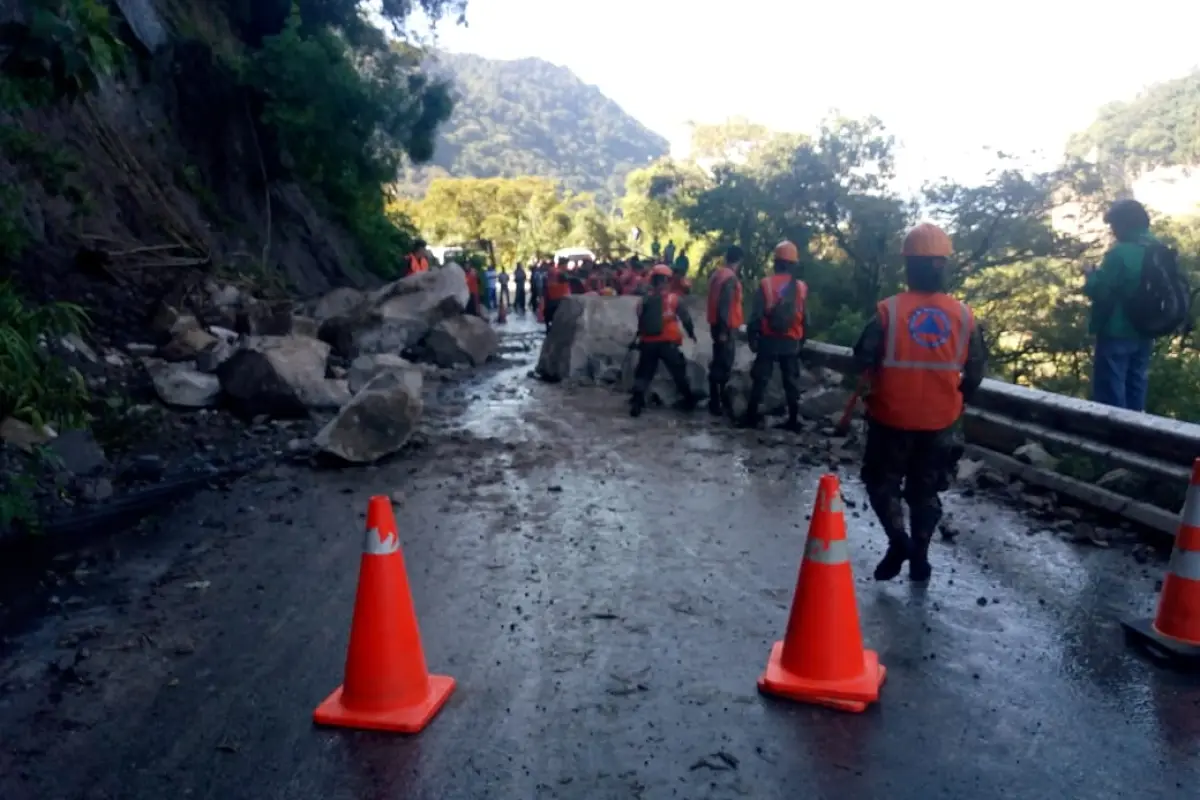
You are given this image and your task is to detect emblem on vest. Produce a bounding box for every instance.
[907,307,953,349]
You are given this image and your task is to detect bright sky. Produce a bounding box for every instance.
[412,0,1200,194]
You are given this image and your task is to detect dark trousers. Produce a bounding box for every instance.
[545,298,561,331]
[632,341,691,398]
[515,286,526,313]
[746,339,801,418]
[861,419,961,547]
[709,325,735,384]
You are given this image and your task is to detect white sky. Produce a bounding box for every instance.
[410,0,1200,193]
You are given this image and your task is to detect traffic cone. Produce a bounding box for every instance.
[1122,459,1200,667]
[497,292,508,324]
[758,474,887,712]
[314,496,455,733]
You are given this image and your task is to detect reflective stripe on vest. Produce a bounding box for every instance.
[881,295,971,370]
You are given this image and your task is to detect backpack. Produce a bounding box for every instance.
[1123,241,1191,338]
[766,278,799,333]
[638,294,665,337]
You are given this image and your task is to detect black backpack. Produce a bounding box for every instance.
[766,278,799,333]
[1123,240,1191,338]
[638,294,665,337]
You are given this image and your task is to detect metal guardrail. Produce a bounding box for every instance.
[802,341,1199,537]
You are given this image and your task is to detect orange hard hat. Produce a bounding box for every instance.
[650,264,673,278]
[901,223,953,258]
[773,240,800,263]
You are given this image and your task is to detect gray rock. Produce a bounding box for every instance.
[313,371,423,463]
[145,359,221,408]
[48,429,109,476]
[348,353,417,394]
[217,335,348,417]
[424,315,499,367]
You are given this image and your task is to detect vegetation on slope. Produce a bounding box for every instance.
[397,52,669,203]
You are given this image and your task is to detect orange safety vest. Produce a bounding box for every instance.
[669,275,692,295]
[866,291,975,432]
[638,290,683,344]
[758,274,807,340]
[546,268,571,301]
[408,254,429,274]
[707,267,744,328]
[464,269,479,298]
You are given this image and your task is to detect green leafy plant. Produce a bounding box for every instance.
[0,281,91,429]
[0,470,39,533]
[0,0,126,108]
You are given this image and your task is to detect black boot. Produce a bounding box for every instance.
[719,384,735,419]
[736,408,761,429]
[708,379,723,416]
[873,533,912,581]
[630,392,645,418]
[775,404,804,432]
[909,533,932,582]
[675,391,699,412]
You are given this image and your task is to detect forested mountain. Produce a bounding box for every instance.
[397,52,669,202]
[1067,70,1200,182]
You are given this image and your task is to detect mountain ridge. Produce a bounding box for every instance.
[397,51,669,202]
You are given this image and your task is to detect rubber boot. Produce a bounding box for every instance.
[719,384,735,419]
[736,406,761,429]
[674,391,700,412]
[909,533,932,583]
[873,531,911,581]
[775,404,804,433]
[708,379,723,416]
[630,392,645,418]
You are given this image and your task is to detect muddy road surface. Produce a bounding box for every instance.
[1,320,1197,800]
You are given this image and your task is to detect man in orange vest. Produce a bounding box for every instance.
[853,222,988,584]
[706,245,744,417]
[463,264,481,316]
[403,239,429,276]
[630,265,700,417]
[544,257,572,331]
[739,240,807,431]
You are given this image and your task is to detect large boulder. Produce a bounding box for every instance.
[347,353,416,394]
[536,295,642,382]
[313,370,424,463]
[424,315,499,367]
[318,264,470,357]
[311,287,367,322]
[217,335,350,417]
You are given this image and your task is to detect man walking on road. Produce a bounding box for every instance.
[630,265,700,418]
[738,241,807,431]
[852,222,988,584]
[706,245,744,417]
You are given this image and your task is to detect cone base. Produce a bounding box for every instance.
[757,641,887,713]
[313,674,456,733]
[1121,617,1200,669]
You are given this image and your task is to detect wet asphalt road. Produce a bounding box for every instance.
[1,318,1198,800]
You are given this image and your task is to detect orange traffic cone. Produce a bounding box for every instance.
[758,474,887,712]
[1122,458,1200,667]
[314,496,455,732]
[497,291,508,324]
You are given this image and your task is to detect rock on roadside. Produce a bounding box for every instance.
[217,335,350,418]
[144,359,221,408]
[313,369,424,463]
[424,315,499,367]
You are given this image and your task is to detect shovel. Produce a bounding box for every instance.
[834,373,869,435]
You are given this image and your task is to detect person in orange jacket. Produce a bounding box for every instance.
[852,222,988,584]
[629,265,701,417]
[739,240,808,431]
[463,264,481,315]
[403,239,429,277]
[668,255,692,296]
[706,245,745,417]
[544,257,572,330]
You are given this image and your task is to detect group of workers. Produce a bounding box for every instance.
[409,224,988,584]
[628,222,988,585]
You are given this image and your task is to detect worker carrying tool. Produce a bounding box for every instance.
[852,222,988,584]
[738,240,807,431]
[706,245,744,417]
[630,265,701,418]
